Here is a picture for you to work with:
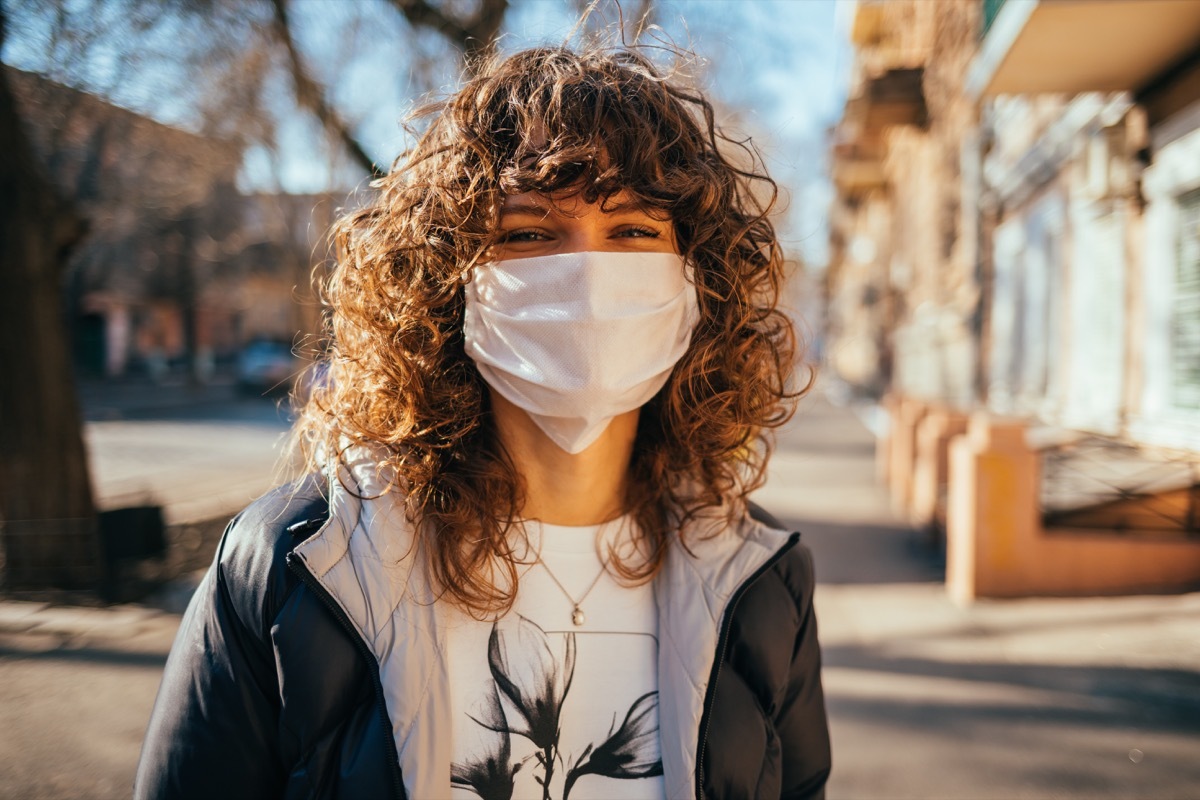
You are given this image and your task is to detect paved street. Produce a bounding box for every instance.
[0,386,1197,798]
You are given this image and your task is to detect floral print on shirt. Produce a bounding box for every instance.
[451,614,662,800]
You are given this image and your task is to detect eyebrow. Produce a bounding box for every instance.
[499,199,554,218]
[498,198,658,218]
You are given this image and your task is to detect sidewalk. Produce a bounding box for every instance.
[0,390,1197,798]
[758,393,1200,799]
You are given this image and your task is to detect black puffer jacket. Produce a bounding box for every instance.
[134,478,831,799]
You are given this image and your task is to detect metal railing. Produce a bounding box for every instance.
[1040,435,1200,538]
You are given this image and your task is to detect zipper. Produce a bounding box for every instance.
[286,551,407,800]
[694,531,800,800]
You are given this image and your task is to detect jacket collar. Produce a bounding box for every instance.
[291,457,792,800]
[292,454,452,800]
[653,507,794,799]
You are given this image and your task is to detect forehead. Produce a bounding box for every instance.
[499,189,662,217]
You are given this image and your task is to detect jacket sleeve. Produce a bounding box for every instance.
[776,542,832,800]
[133,516,288,800]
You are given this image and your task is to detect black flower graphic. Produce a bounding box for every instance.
[486,614,577,751]
[562,691,663,800]
[482,614,577,800]
[459,616,660,799]
[452,682,522,800]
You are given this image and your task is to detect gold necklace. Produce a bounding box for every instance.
[537,556,609,626]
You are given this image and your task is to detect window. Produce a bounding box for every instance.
[1173,188,1200,410]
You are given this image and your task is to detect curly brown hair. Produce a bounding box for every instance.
[292,43,808,616]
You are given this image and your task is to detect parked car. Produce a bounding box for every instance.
[236,340,300,396]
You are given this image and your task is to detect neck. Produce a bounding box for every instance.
[489,392,637,526]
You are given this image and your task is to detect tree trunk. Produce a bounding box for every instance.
[0,20,102,590]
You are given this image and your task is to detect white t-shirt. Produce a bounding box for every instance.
[445,516,664,800]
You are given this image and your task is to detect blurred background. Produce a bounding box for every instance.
[0,0,847,592]
[1,0,1199,798]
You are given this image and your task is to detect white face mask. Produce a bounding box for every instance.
[463,250,700,454]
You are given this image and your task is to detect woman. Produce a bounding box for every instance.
[135,44,830,800]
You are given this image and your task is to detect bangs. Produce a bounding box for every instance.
[456,48,709,212]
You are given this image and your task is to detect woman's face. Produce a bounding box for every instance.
[476,188,687,465]
[490,189,678,261]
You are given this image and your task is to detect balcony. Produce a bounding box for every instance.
[857,68,928,131]
[839,67,927,145]
[832,66,926,197]
[831,140,887,197]
[967,0,1200,99]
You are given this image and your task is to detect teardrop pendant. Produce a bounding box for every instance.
[571,607,585,626]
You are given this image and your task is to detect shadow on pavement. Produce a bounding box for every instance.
[826,684,1200,799]
[823,644,1200,798]
[824,645,1200,726]
[781,516,945,585]
[0,644,168,669]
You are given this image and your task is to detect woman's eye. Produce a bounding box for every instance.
[617,226,660,238]
[499,229,548,243]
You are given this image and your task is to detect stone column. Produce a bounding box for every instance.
[945,413,1039,604]
[911,406,970,533]
[888,396,931,516]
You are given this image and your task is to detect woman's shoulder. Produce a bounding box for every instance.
[721,508,820,694]
[212,474,331,629]
[220,474,329,563]
[741,502,817,623]
[768,537,817,615]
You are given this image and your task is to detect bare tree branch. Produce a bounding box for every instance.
[386,0,509,66]
[466,0,510,57]
[269,0,381,177]
[386,0,473,47]
[268,0,511,176]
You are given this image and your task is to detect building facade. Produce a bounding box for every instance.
[828,0,1200,599]
[9,67,341,381]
